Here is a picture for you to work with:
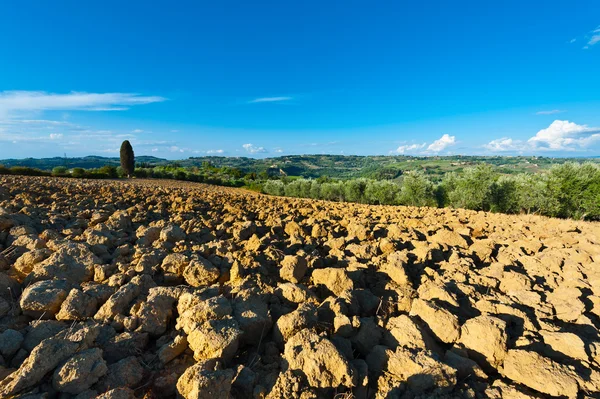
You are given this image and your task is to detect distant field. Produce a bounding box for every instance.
[2,154,599,180]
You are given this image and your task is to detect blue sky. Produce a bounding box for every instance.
[0,1,599,159]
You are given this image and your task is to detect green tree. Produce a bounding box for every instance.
[399,171,437,207]
[120,140,135,177]
[71,168,86,178]
[52,166,68,177]
[443,164,497,211]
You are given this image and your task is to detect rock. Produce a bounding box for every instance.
[96,387,136,399]
[352,317,382,356]
[458,315,508,369]
[430,228,469,248]
[187,318,242,363]
[13,248,52,279]
[444,350,488,380]
[283,328,356,388]
[29,242,99,284]
[383,315,433,351]
[540,330,588,361]
[311,268,354,296]
[20,279,70,318]
[273,303,318,344]
[97,356,144,392]
[387,346,457,394]
[136,226,161,247]
[409,298,461,343]
[183,257,220,287]
[158,335,188,364]
[102,332,149,364]
[0,325,99,397]
[22,320,68,351]
[56,289,98,321]
[381,251,411,286]
[232,295,272,345]
[177,365,234,399]
[274,283,316,304]
[52,348,108,394]
[161,253,190,275]
[280,255,308,283]
[501,349,579,398]
[547,286,585,322]
[160,224,186,243]
[0,329,24,359]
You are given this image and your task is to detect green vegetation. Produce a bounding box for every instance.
[120,140,135,177]
[263,163,600,221]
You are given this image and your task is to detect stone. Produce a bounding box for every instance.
[177,365,234,399]
[387,346,457,394]
[183,257,220,287]
[501,349,579,398]
[160,224,186,243]
[0,329,24,359]
[409,298,461,343]
[20,279,70,318]
[458,315,508,369]
[273,303,318,344]
[283,328,356,388]
[280,255,308,283]
[52,348,108,394]
[187,318,242,363]
[56,289,98,321]
[311,268,354,296]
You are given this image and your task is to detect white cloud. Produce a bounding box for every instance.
[49,133,63,140]
[484,137,523,152]
[395,143,426,154]
[583,25,600,49]
[242,143,267,154]
[206,149,224,154]
[528,120,600,150]
[0,91,166,116]
[274,148,284,153]
[132,129,144,133]
[535,109,564,115]
[170,146,185,153]
[151,148,159,152]
[248,96,292,104]
[427,134,456,153]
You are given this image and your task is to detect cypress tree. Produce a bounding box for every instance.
[120,140,135,178]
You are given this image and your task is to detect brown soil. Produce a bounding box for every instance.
[0,175,599,398]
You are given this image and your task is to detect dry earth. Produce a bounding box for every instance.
[0,175,599,399]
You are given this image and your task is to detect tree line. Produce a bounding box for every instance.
[262,163,600,221]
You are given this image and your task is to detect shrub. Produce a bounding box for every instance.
[263,180,286,196]
[364,180,400,205]
[71,168,86,178]
[52,166,68,177]
[99,165,118,178]
[398,171,436,207]
[343,179,368,203]
[443,164,497,211]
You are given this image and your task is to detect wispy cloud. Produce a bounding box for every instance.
[394,143,426,154]
[0,91,166,116]
[535,109,564,115]
[206,149,224,154]
[248,96,292,104]
[583,25,600,49]
[49,133,63,140]
[483,137,523,152]
[242,143,267,154]
[132,129,144,133]
[427,134,456,153]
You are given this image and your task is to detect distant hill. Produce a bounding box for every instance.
[2,154,599,180]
